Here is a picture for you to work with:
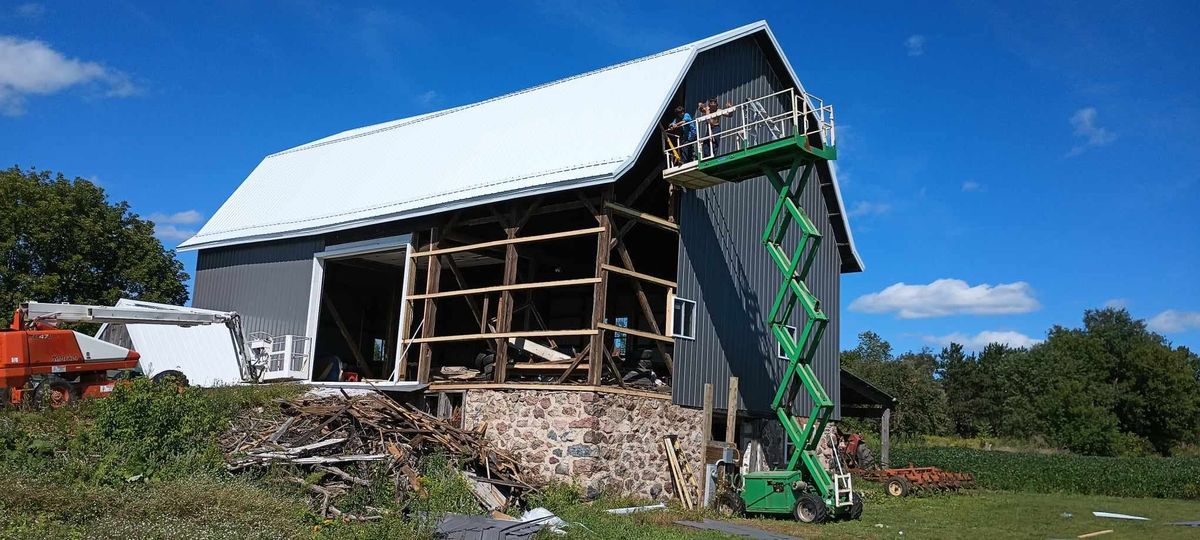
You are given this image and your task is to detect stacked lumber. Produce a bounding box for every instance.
[222,391,534,520]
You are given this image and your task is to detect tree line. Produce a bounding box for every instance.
[843,308,1200,457]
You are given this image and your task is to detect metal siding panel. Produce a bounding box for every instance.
[192,237,323,337]
[672,37,841,419]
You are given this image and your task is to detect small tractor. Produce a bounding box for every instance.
[1,301,254,408]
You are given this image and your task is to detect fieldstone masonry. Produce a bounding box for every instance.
[461,389,704,500]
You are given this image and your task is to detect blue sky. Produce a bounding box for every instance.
[2,1,1197,353]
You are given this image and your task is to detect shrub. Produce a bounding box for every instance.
[893,446,1200,499]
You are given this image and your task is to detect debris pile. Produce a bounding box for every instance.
[222,391,535,520]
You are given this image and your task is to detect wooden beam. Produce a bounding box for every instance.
[493,221,519,384]
[554,344,591,383]
[881,407,891,468]
[603,344,628,389]
[588,203,612,386]
[427,382,670,401]
[403,329,597,345]
[396,245,420,380]
[725,376,739,447]
[702,383,714,446]
[597,322,672,343]
[601,264,677,289]
[605,201,679,233]
[407,277,600,300]
[614,240,673,374]
[321,293,373,378]
[417,227,442,383]
[411,227,604,258]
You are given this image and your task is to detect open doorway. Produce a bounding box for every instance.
[305,236,412,383]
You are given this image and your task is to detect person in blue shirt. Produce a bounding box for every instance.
[667,105,696,164]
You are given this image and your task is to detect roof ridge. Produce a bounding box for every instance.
[265,44,695,159]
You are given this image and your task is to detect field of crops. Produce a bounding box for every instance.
[892,446,1200,499]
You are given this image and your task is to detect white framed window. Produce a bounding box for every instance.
[672,297,696,340]
[777,325,798,359]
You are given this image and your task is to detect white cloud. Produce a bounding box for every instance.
[904,35,926,57]
[0,35,139,115]
[1146,310,1200,333]
[16,3,45,18]
[1067,107,1116,156]
[924,330,1041,350]
[961,180,983,192]
[1103,298,1128,309]
[148,210,203,243]
[849,278,1041,319]
[847,201,891,218]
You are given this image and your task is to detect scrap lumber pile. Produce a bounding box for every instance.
[222,391,534,520]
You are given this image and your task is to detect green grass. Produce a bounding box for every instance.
[4,386,1198,539]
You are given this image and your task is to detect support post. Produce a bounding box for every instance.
[417,227,441,383]
[587,194,612,386]
[881,407,891,468]
[397,246,419,380]
[725,376,739,447]
[700,384,715,501]
[493,224,519,383]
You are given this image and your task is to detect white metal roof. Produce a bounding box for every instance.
[179,21,862,271]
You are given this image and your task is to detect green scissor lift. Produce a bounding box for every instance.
[663,89,859,523]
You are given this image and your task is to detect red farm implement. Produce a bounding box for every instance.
[855,464,976,497]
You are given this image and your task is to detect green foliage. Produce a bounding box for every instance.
[841,331,951,438]
[893,445,1200,500]
[849,309,1200,457]
[0,166,189,310]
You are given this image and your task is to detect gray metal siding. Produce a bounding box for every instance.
[192,237,324,337]
[672,36,841,419]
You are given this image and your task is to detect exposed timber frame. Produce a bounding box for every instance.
[398,165,679,391]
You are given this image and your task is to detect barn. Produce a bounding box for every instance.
[180,21,865,497]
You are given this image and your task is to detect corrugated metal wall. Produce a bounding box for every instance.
[672,36,842,419]
[192,236,324,337]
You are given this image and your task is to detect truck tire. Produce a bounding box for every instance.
[152,370,189,388]
[33,376,75,409]
[848,493,864,520]
[794,492,828,523]
[714,491,746,518]
[856,444,876,470]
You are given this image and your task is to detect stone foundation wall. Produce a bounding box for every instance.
[461,389,704,500]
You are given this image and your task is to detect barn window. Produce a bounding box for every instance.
[672,297,696,340]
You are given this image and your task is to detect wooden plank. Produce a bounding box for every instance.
[396,245,420,380]
[494,218,520,384]
[602,344,627,389]
[601,264,677,289]
[410,227,604,258]
[508,337,570,362]
[588,205,611,386]
[614,240,673,374]
[403,329,597,345]
[458,199,589,227]
[407,277,600,300]
[725,376,739,447]
[321,293,372,378]
[605,201,679,232]
[427,382,670,400]
[553,344,590,383]
[417,227,441,383]
[597,322,672,343]
[509,362,590,371]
